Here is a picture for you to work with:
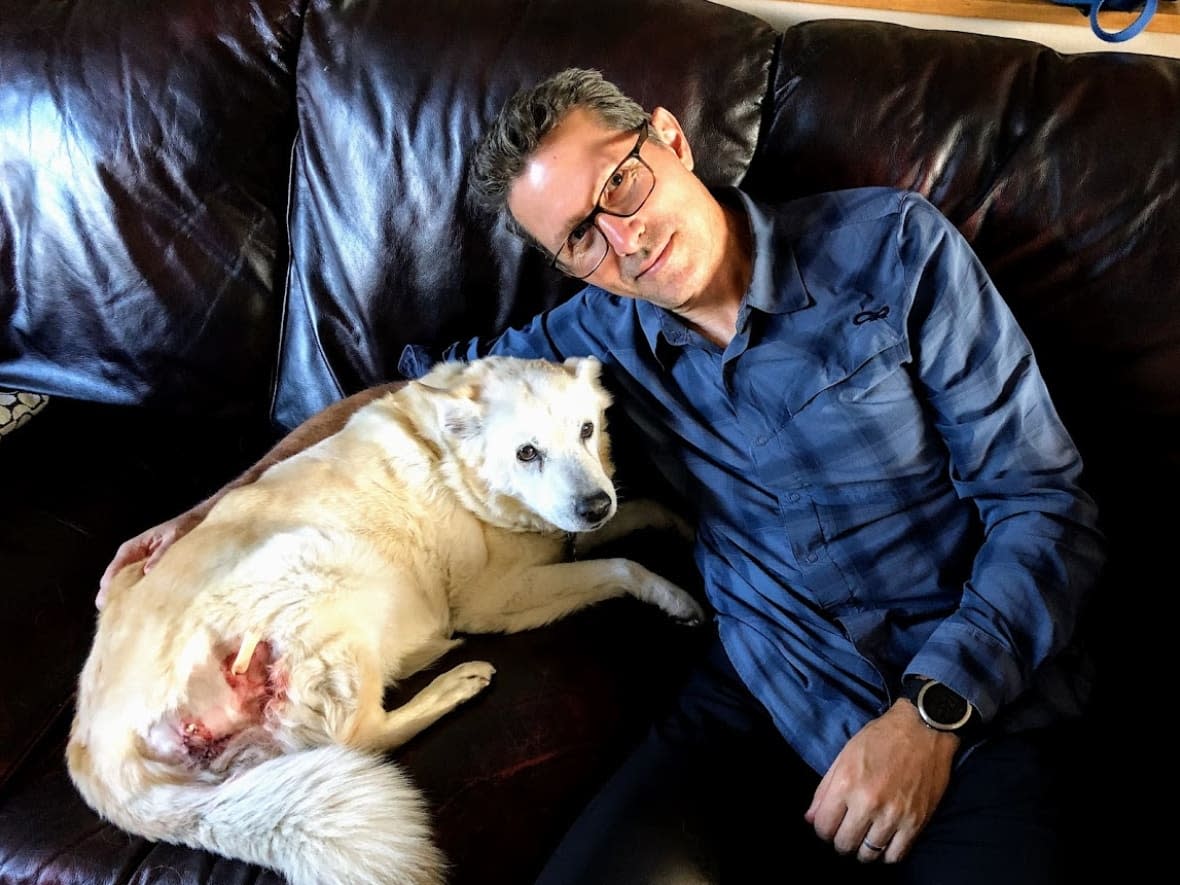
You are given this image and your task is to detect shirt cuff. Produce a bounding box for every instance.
[398,344,433,379]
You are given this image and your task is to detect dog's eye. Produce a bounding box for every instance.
[580,422,594,440]
[516,444,539,463]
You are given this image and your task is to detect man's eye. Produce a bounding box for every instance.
[580,422,594,440]
[602,162,640,208]
[568,221,592,247]
[516,444,539,462]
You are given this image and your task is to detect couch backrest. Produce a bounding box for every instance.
[269,0,778,427]
[0,0,303,417]
[4,0,1176,538]
[743,20,1180,546]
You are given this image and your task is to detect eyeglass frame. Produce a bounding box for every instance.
[548,123,655,280]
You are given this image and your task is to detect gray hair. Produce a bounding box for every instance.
[467,68,649,251]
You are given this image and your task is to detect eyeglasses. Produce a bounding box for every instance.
[550,124,656,280]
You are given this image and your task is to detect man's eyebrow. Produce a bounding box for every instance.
[552,130,635,252]
[558,168,608,245]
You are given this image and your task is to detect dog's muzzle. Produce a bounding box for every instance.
[576,491,613,525]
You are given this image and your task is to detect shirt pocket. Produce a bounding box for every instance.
[774,296,906,419]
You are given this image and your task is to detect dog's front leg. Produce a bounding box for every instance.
[455,560,705,634]
[572,498,695,557]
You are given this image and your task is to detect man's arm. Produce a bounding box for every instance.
[100,287,606,607]
[96,381,405,608]
[806,193,1105,863]
[895,195,1106,716]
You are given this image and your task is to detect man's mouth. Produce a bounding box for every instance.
[636,235,671,281]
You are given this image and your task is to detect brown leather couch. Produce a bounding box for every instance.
[2,0,1175,882]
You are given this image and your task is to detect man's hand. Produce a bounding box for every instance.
[804,698,957,864]
[95,509,204,609]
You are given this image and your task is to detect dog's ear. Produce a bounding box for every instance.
[443,407,482,439]
[415,380,484,440]
[442,383,484,439]
[563,356,602,384]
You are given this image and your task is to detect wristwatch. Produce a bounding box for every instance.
[902,677,980,738]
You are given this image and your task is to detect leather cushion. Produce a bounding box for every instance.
[0,0,304,417]
[271,0,778,428]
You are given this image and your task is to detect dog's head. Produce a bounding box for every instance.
[413,355,617,534]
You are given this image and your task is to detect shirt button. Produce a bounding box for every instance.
[788,492,801,503]
[806,552,819,564]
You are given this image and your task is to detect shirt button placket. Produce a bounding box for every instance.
[782,490,823,569]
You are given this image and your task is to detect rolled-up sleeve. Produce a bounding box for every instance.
[897,195,1106,722]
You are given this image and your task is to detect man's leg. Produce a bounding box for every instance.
[532,632,839,885]
[893,724,1081,885]
[534,629,1081,885]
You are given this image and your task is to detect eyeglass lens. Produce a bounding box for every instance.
[558,140,655,279]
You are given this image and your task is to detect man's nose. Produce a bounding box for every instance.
[595,212,644,256]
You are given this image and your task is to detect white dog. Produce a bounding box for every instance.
[67,355,703,885]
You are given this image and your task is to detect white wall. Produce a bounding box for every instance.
[717,0,1180,57]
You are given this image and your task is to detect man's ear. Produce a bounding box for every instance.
[649,106,693,173]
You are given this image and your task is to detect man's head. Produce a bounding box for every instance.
[469,68,738,311]
[468,68,648,247]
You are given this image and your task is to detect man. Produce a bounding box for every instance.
[101,69,1105,883]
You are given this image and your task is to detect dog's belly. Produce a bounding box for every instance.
[119,510,456,776]
[145,634,287,774]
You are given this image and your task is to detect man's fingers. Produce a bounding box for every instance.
[143,538,169,573]
[880,825,916,864]
[97,535,152,597]
[804,766,834,823]
[95,512,200,607]
[97,545,135,609]
[98,544,132,592]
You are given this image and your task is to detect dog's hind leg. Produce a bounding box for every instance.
[348,661,496,752]
[142,635,284,773]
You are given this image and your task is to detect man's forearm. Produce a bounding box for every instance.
[195,381,407,516]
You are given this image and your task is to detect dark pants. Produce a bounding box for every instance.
[535,634,1081,885]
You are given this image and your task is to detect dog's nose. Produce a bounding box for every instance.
[577,491,613,524]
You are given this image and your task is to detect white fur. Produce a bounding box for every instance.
[68,355,703,885]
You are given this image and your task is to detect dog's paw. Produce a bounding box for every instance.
[633,574,706,626]
[422,660,496,708]
[664,591,707,627]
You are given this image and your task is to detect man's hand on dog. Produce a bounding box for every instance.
[96,510,204,609]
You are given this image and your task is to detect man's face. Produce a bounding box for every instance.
[507,106,727,311]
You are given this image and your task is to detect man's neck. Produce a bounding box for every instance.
[672,200,752,348]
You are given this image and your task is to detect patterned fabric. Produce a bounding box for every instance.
[399,187,1106,775]
[0,391,48,439]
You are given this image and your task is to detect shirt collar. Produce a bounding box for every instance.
[635,187,811,360]
[737,188,811,317]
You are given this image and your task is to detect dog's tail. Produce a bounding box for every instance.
[79,745,445,885]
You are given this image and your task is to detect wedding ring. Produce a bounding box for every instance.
[862,838,887,852]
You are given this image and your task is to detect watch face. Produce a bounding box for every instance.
[917,681,971,731]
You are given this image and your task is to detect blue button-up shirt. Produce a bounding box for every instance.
[400,187,1105,774]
